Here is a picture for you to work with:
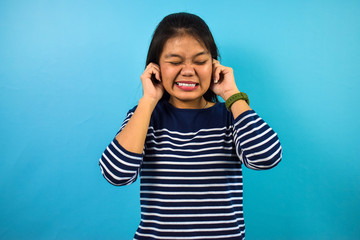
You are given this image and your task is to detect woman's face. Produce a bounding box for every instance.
[159,34,213,108]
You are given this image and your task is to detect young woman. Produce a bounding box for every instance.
[99,12,282,240]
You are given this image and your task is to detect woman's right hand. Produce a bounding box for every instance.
[116,63,163,154]
[140,63,164,103]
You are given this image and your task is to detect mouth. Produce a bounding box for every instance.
[175,81,199,91]
[175,82,198,87]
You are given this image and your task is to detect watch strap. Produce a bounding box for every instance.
[225,92,249,110]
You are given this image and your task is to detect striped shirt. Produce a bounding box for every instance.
[99,100,282,240]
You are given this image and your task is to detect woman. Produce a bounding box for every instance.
[99,12,282,240]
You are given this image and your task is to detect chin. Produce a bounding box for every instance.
[174,93,204,102]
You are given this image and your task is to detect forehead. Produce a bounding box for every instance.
[161,34,209,57]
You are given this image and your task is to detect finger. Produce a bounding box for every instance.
[147,62,161,72]
[213,64,224,84]
[212,60,222,83]
[153,66,161,81]
[145,65,161,82]
[145,63,160,73]
[150,68,161,82]
[154,66,161,81]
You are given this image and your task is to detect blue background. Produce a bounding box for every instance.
[1,0,359,239]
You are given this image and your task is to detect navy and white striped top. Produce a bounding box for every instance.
[99,100,282,240]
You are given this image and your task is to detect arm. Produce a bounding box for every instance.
[211,59,251,118]
[115,96,158,153]
[99,132,143,186]
[211,59,282,169]
[116,63,164,153]
[232,110,282,169]
[99,63,164,185]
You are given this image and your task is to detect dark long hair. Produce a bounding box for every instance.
[146,12,220,103]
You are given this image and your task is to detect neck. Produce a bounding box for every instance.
[169,97,207,109]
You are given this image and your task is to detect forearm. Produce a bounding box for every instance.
[233,110,282,170]
[116,97,157,154]
[229,99,252,119]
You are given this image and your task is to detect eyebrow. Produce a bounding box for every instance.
[164,51,209,59]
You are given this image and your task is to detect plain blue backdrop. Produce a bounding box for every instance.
[1,0,359,239]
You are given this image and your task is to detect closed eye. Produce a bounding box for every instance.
[194,60,208,65]
[169,62,182,66]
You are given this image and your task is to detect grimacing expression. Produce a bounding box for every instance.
[159,34,213,105]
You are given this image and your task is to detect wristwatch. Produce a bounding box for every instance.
[225,92,249,111]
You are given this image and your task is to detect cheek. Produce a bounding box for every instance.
[198,65,213,81]
[160,66,178,87]
[161,65,175,77]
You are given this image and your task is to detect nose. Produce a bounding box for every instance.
[180,64,195,77]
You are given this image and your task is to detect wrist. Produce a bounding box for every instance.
[225,92,250,111]
[222,89,240,101]
[139,96,159,110]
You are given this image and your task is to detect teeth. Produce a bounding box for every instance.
[177,83,196,87]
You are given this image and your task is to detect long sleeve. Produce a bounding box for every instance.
[100,102,282,239]
[233,110,282,170]
[99,109,143,186]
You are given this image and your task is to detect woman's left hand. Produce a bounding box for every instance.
[211,59,240,101]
